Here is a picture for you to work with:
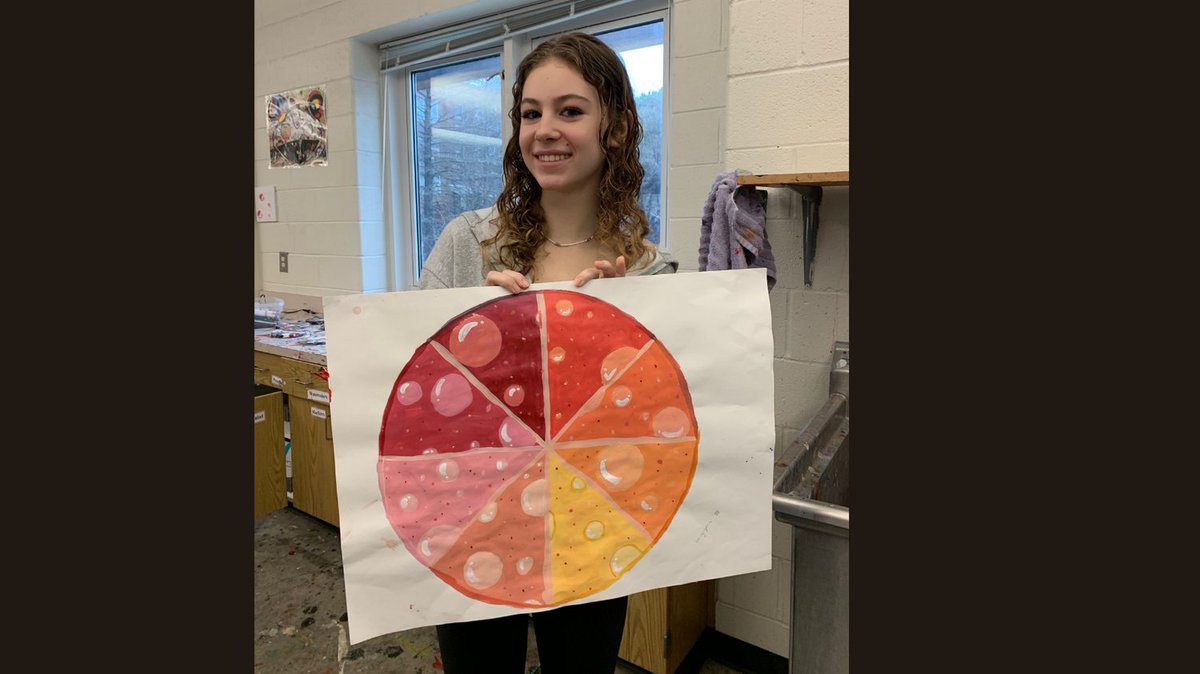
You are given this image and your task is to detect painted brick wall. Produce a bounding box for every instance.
[253,0,848,660]
[708,0,849,657]
[254,0,469,297]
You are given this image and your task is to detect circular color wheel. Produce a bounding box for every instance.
[377,290,699,608]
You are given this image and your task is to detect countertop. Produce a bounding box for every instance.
[253,315,327,366]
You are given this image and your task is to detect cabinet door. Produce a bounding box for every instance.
[619,580,715,674]
[253,391,287,519]
[665,580,714,673]
[620,587,669,673]
[289,397,340,526]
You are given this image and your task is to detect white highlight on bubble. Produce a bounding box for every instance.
[397,381,422,405]
[521,479,548,516]
[463,551,503,589]
[478,502,497,523]
[610,545,642,576]
[437,460,460,481]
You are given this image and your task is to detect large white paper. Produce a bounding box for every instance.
[324,268,775,644]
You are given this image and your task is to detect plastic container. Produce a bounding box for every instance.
[255,296,285,327]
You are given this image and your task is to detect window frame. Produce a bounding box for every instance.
[383,2,670,290]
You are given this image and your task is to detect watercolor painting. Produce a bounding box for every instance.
[376,290,698,607]
[323,269,774,644]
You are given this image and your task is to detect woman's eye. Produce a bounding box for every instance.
[561,107,583,117]
[520,109,540,120]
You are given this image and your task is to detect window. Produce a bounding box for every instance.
[383,0,669,289]
[411,56,505,268]
[592,20,665,244]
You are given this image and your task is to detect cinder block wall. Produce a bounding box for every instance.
[254,0,848,659]
[712,0,848,656]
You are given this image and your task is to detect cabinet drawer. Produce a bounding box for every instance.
[253,351,330,401]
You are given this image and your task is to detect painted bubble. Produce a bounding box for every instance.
[437,460,460,482]
[597,444,644,491]
[652,407,691,439]
[584,521,605,540]
[571,477,586,491]
[478,502,497,523]
[496,458,508,471]
[422,448,438,455]
[396,381,422,405]
[555,299,574,316]
[521,478,549,516]
[469,441,481,449]
[463,551,503,589]
[610,385,633,408]
[418,525,459,562]
[431,374,473,416]
[516,556,534,575]
[610,545,642,576]
[600,346,640,383]
[640,495,659,512]
[448,314,502,367]
[504,384,526,407]
[399,494,418,512]
[550,347,566,363]
[499,418,536,447]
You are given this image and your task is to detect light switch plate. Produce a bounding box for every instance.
[279,252,289,273]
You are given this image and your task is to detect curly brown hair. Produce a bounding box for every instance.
[481,32,652,277]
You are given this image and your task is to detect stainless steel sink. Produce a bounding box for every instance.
[773,341,849,674]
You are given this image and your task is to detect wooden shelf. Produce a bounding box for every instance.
[737,171,849,187]
[734,171,847,288]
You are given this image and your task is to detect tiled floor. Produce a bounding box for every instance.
[254,506,746,673]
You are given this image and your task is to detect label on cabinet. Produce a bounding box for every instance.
[307,389,330,404]
[271,375,285,388]
[254,410,266,423]
[310,406,328,419]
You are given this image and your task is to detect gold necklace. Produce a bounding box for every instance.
[545,234,594,247]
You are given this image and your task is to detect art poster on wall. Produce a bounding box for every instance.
[267,85,327,168]
[323,269,776,644]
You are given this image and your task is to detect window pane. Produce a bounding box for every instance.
[411,56,504,271]
[596,21,664,244]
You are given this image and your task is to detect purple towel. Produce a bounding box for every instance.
[698,171,777,289]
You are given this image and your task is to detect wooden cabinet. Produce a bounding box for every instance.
[288,396,340,526]
[253,388,288,519]
[619,580,715,674]
[254,349,339,526]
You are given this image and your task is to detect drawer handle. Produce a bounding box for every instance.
[254,366,267,371]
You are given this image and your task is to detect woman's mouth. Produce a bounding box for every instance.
[535,153,571,162]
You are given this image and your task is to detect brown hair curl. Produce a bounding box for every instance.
[481,32,652,277]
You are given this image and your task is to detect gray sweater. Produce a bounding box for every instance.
[418,206,679,290]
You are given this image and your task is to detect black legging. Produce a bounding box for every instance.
[436,595,629,674]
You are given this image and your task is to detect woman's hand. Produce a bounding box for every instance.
[574,256,626,287]
[485,270,530,294]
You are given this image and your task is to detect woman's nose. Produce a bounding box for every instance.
[535,119,560,141]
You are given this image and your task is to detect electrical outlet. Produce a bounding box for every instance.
[279,252,289,273]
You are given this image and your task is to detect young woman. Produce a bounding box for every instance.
[417,32,677,674]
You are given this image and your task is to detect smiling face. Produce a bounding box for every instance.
[518,58,609,197]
